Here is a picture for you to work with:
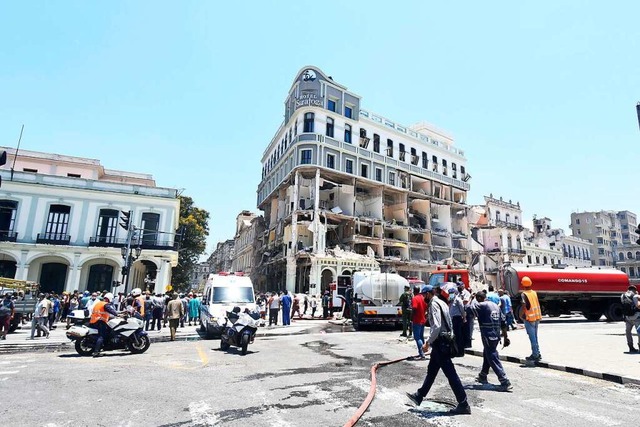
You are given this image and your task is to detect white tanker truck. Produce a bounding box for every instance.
[351,271,417,330]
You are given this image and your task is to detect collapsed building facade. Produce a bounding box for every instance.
[256,66,471,295]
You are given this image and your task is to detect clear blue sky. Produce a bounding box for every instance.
[1,2,639,256]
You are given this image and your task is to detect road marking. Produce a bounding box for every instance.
[188,401,219,426]
[526,398,622,426]
[196,344,209,367]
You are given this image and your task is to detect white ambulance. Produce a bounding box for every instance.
[200,272,257,338]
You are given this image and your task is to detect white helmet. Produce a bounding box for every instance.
[132,288,142,297]
[104,292,114,302]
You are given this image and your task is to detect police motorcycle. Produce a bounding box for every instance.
[220,307,259,355]
[66,305,150,356]
[66,308,90,328]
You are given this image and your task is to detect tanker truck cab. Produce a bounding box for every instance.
[200,272,257,338]
[428,267,470,290]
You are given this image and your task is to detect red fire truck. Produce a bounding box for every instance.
[502,265,629,321]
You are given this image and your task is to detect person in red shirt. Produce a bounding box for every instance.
[411,285,428,360]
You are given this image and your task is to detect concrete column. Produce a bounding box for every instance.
[285,257,296,293]
[155,260,172,294]
[16,250,30,280]
[291,171,299,256]
[67,253,82,292]
[313,168,322,254]
[309,259,321,297]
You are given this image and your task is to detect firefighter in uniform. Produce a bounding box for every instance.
[90,292,118,357]
[519,276,542,361]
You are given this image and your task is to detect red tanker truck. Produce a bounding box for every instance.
[502,265,630,321]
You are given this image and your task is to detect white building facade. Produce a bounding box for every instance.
[0,148,180,294]
[256,66,470,294]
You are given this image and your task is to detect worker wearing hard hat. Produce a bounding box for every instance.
[519,276,542,362]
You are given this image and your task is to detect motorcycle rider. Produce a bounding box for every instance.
[90,292,118,357]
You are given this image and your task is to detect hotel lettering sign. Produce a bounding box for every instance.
[295,92,323,109]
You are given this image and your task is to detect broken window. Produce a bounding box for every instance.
[387,139,394,157]
[442,159,447,176]
[410,148,418,165]
[451,163,457,179]
[361,163,368,178]
[422,152,428,169]
[373,134,380,153]
[432,155,438,172]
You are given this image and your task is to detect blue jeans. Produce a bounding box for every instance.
[505,312,516,329]
[524,320,540,357]
[413,324,425,357]
[417,338,467,404]
[480,336,508,383]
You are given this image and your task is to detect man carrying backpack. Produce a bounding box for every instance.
[621,285,640,353]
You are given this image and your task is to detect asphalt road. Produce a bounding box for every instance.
[1,323,639,427]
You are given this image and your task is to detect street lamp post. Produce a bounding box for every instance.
[121,245,142,294]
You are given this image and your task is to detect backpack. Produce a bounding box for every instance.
[621,291,637,317]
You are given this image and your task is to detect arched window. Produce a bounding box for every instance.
[496,211,501,222]
[630,267,636,277]
[621,267,627,274]
[507,235,513,249]
[326,117,334,138]
[543,256,548,264]
[344,124,352,143]
[514,215,519,225]
[563,244,568,257]
[505,213,511,223]
[628,251,633,260]
[535,256,540,264]
[516,237,522,250]
[303,112,314,133]
[635,251,640,260]
[619,253,625,261]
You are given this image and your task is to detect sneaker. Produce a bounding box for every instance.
[476,374,488,384]
[500,381,513,392]
[400,333,407,337]
[534,354,542,361]
[449,401,471,415]
[92,352,101,358]
[629,346,638,353]
[525,355,536,361]
[406,392,423,406]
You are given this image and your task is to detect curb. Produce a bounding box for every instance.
[464,349,640,386]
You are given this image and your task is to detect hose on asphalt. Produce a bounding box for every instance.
[342,355,415,427]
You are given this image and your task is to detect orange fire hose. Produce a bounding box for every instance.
[343,355,414,427]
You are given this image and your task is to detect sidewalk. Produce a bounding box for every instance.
[465,316,640,385]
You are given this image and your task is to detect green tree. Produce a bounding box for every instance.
[171,195,210,291]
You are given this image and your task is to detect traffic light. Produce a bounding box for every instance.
[0,150,6,188]
[119,210,132,230]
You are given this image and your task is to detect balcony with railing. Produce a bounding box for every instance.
[88,235,178,251]
[495,220,525,231]
[0,231,18,242]
[37,233,71,245]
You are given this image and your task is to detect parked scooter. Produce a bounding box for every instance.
[66,309,150,356]
[220,307,259,355]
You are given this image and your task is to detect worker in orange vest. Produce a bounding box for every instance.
[89,292,118,357]
[519,276,542,362]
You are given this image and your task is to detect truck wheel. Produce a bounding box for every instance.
[353,315,362,331]
[604,302,624,322]
[582,310,603,321]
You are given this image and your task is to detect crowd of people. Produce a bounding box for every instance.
[405,276,544,415]
[0,287,204,341]
[255,290,331,326]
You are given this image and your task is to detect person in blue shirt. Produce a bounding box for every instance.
[472,291,512,391]
[486,285,501,306]
[281,290,292,326]
[498,289,517,330]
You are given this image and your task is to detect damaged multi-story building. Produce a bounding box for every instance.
[255,66,471,295]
